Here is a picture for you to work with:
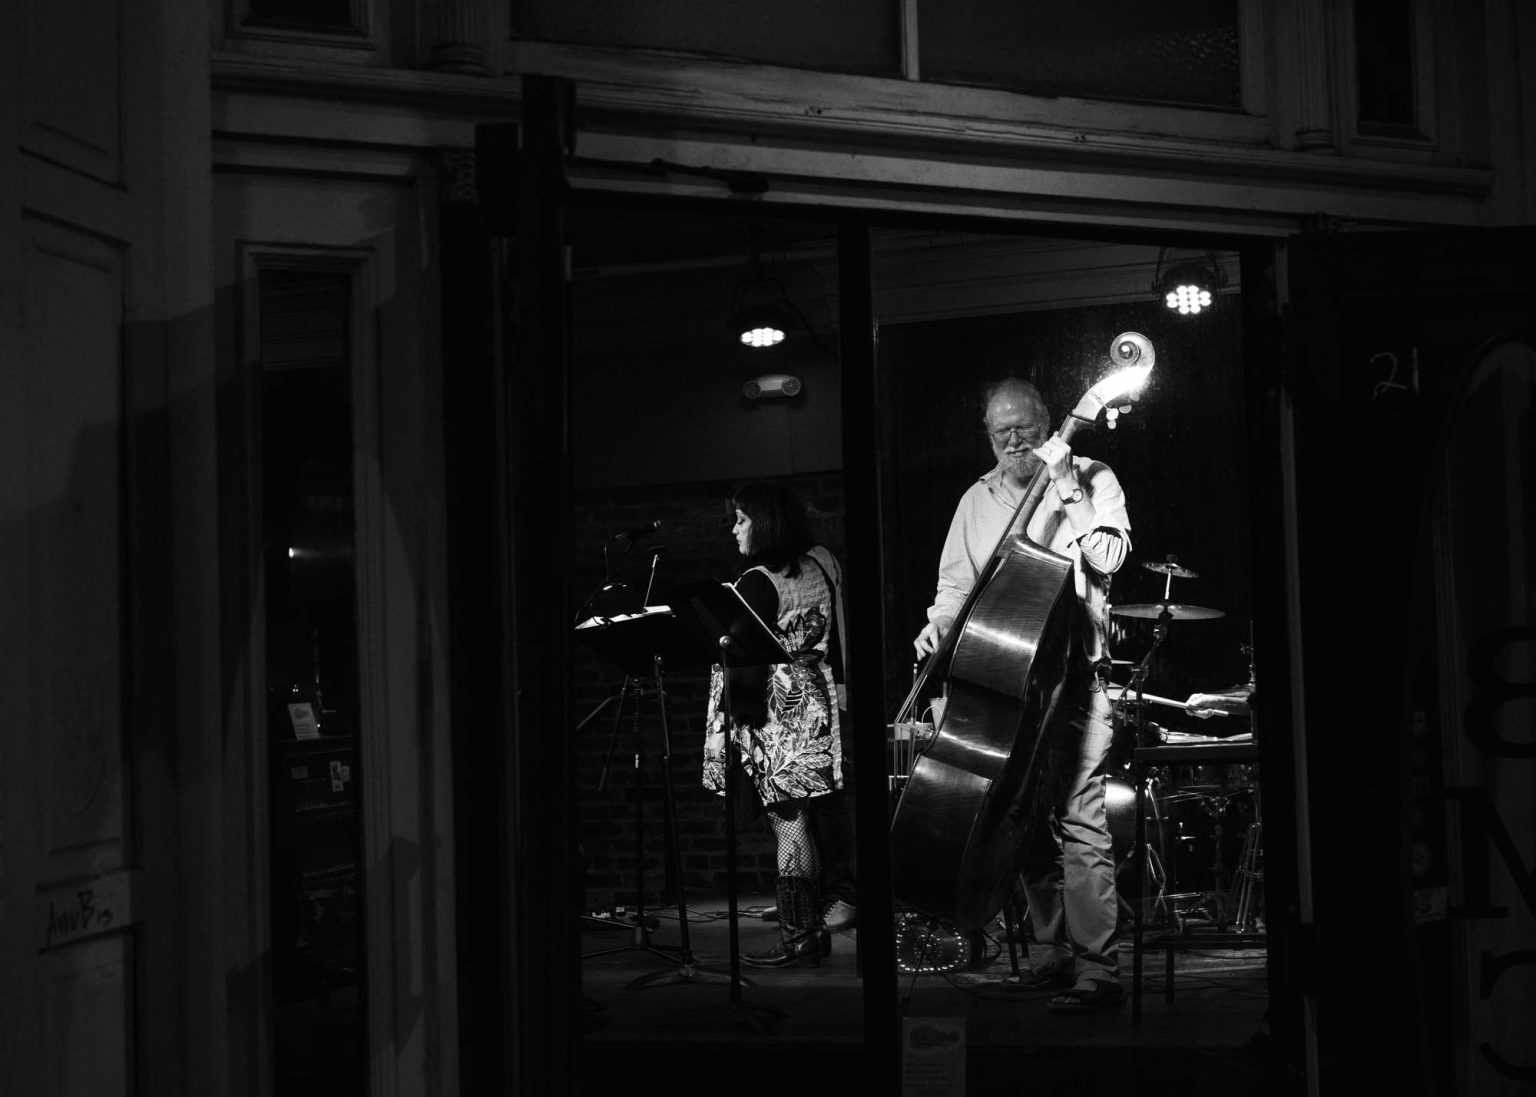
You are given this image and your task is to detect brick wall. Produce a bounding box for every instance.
[573,473,845,911]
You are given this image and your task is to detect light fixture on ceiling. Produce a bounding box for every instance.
[731,263,793,348]
[733,297,792,348]
[731,226,798,349]
[729,225,837,359]
[1153,249,1224,316]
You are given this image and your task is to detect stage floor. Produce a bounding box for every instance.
[577,889,1284,1096]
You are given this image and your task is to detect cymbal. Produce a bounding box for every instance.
[1110,602,1225,620]
[1142,560,1199,579]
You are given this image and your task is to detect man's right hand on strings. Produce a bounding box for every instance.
[913,615,954,659]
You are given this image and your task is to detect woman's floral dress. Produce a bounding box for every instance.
[702,552,843,806]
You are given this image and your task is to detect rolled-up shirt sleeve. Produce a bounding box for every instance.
[1076,527,1127,576]
[1070,460,1130,577]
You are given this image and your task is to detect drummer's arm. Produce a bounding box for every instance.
[1184,692,1250,718]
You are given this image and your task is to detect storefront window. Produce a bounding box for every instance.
[918,0,1241,108]
[259,267,366,1095]
[1355,0,1418,130]
[513,0,900,76]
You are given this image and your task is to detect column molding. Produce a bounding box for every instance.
[427,0,490,75]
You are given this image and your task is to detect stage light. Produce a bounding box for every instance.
[731,227,797,350]
[733,299,791,348]
[1152,250,1224,316]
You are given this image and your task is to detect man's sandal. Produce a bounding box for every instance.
[1047,982,1125,1013]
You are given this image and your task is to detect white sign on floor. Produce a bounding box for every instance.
[902,1016,965,1097]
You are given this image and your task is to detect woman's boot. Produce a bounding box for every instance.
[743,876,822,968]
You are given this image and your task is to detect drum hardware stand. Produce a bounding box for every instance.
[1229,627,1263,931]
[1185,764,1264,931]
[1138,801,1173,926]
[1197,791,1236,928]
[997,884,1031,979]
[1125,603,1175,1018]
[1229,785,1264,931]
[1108,658,1175,935]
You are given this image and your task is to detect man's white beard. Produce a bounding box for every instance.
[1000,451,1040,480]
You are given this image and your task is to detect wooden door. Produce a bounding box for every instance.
[1,2,218,1094]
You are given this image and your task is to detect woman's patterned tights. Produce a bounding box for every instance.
[767,804,821,881]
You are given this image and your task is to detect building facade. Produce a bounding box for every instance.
[3,1,1533,1094]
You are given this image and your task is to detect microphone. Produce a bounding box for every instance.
[610,518,662,543]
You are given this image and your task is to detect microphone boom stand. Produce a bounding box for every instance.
[575,551,732,988]
[624,646,734,989]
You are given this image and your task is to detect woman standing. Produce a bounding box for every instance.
[702,480,847,968]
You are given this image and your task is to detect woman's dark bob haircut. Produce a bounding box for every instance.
[731,480,814,576]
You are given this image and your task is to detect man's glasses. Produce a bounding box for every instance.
[988,425,1047,447]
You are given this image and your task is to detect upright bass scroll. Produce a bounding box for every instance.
[889,333,1155,933]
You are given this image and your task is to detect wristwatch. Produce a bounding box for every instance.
[1056,479,1084,505]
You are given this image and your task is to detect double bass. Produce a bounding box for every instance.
[889,333,1155,932]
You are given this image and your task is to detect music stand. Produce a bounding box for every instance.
[573,607,733,989]
[667,580,793,1007]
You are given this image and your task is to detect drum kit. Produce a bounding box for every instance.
[1105,556,1263,932]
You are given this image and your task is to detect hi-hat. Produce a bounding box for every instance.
[1142,560,1199,579]
[1111,602,1225,620]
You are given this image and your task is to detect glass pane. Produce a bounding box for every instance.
[920,0,1241,109]
[562,209,1271,1071]
[565,209,870,1051]
[1355,0,1417,128]
[514,0,900,77]
[260,268,366,1094]
[874,229,1266,1033]
[246,0,356,31]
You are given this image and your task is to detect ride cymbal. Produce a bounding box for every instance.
[1110,602,1226,620]
[1142,559,1199,579]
